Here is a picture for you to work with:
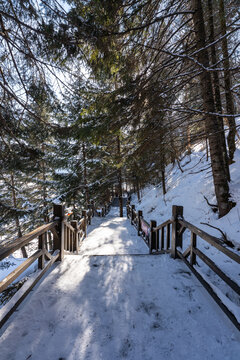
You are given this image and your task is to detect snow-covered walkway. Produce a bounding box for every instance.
[0,209,239,359]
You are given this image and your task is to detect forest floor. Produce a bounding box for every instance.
[0,208,239,360]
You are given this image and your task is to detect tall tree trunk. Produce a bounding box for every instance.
[191,0,232,217]
[10,173,28,258]
[117,136,123,217]
[218,0,236,163]
[161,169,166,195]
[207,0,230,181]
[82,143,89,205]
[187,125,191,155]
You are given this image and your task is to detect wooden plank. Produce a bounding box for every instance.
[190,232,197,265]
[63,221,75,232]
[78,218,85,228]
[182,246,191,258]
[193,248,240,296]
[64,224,66,250]
[179,219,240,264]
[60,221,64,262]
[166,223,170,249]
[0,250,43,293]
[50,226,59,241]
[161,227,164,250]
[137,210,142,236]
[67,227,70,251]
[141,219,150,237]
[0,221,59,261]
[38,234,45,270]
[177,250,240,331]
[153,219,172,231]
[44,249,53,261]
[0,250,60,329]
[179,224,186,237]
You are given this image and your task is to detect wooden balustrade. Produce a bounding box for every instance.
[0,200,103,328]
[127,202,240,331]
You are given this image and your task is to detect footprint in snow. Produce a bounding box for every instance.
[119,337,133,358]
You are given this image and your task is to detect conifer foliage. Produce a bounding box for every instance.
[0,0,239,243]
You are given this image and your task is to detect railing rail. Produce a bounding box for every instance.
[0,200,112,328]
[127,202,240,331]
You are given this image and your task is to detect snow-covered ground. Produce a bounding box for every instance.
[0,209,239,360]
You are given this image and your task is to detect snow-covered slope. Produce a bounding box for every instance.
[132,142,240,247]
[131,141,240,321]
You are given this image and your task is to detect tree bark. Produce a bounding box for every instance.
[207,0,230,181]
[218,0,236,163]
[161,169,166,195]
[191,0,231,217]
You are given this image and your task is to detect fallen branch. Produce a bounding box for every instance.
[203,195,218,212]
[200,222,234,248]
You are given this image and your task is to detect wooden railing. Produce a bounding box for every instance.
[0,201,111,328]
[127,202,240,331]
[0,206,62,328]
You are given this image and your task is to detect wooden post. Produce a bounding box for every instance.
[171,205,183,259]
[137,210,142,235]
[190,232,197,265]
[53,204,65,261]
[82,210,87,236]
[131,205,135,224]
[166,223,170,250]
[71,220,78,253]
[149,220,157,254]
[161,228,164,250]
[38,234,45,269]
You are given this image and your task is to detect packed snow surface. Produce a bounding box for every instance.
[0,209,239,359]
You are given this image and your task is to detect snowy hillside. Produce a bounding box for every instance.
[131,140,240,321]
[132,142,240,248]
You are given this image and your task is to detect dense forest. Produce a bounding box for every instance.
[0,0,239,242]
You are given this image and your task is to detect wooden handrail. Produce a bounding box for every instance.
[78,218,86,227]
[0,221,59,261]
[0,249,43,292]
[178,219,240,264]
[0,200,111,329]
[153,219,172,231]
[63,221,76,232]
